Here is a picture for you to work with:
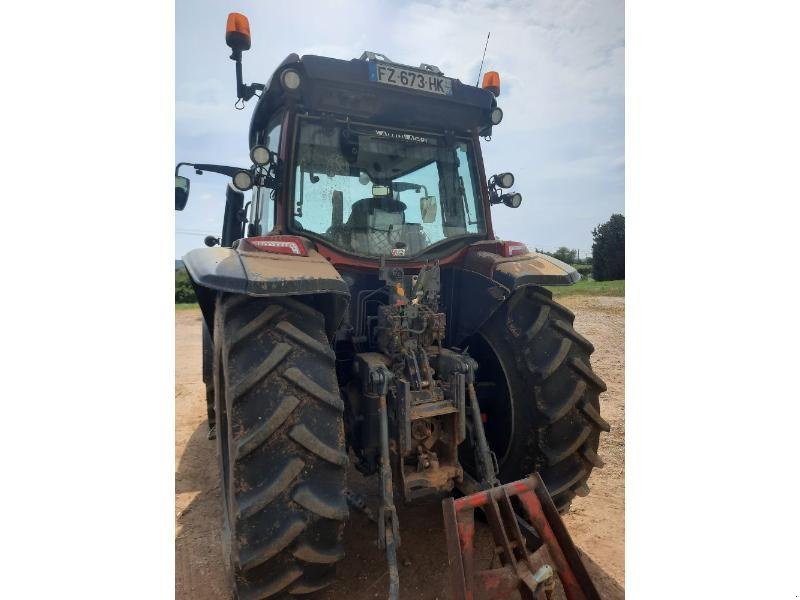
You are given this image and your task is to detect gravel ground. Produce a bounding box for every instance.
[175,294,624,599]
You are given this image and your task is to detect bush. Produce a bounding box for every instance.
[575,265,593,279]
[536,247,594,265]
[591,214,625,281]
[175,269,197,303]
[551,246,578,264]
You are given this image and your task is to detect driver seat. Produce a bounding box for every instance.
[346,197,426,256]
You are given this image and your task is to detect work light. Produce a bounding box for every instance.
[497,172,514,188]
[250,145,271,166]
[232,170,254,191]
[490,107,503,125]
[503,192,522,209]
[281,69,302,91]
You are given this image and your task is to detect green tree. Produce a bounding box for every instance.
[536,246,579,264]
[175,268,197,303]
[591,214,625,281]
[551,246,578,264]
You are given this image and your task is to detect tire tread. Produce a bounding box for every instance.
[475,286,608,513]
[215,295,346,599]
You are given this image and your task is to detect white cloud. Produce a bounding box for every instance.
[393,0,624,132]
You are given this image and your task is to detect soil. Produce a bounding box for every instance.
[175,294,624,599]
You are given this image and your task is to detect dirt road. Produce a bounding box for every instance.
[176,295,624,599]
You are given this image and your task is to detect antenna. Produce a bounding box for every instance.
[475,32,491,86]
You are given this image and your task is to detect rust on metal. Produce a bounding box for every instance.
[443,474,600,600]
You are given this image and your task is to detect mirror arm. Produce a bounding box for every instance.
[178,162,239,177]
[179,163,277,185]
[175,162,194,176]
[192,163,246,178]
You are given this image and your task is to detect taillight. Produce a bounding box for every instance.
[241,235,309,256]
[501,241,528,257]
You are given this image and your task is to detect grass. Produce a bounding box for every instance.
[546,279,625,297]
[175,279,624,309]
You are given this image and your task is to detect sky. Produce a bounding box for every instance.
[175,0,624,259]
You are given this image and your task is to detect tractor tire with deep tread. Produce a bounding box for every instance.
[470,286,609,512]
[213,294,348,600]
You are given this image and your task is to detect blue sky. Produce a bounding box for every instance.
[176,0,624,258]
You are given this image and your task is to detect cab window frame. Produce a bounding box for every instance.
[250,109,285,235]
[286,114,487,258]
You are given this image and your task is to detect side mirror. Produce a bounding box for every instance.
[420,196,438,223]
[175,176,190,211]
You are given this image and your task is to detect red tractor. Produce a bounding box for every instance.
[176,13,607,599]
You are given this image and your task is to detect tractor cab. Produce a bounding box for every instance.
[239,50,518,263]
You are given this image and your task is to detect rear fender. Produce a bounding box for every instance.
[183,245,350,340]
[451,244,579,345]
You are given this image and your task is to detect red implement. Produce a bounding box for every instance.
[442,474,600,600]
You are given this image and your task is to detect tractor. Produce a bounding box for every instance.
[176,12,607,600]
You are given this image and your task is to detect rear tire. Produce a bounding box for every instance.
[202,320,215,434]
[469,286,609,512]
[213,294,348,599]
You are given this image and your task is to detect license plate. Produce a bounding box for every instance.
[369,62,453,96]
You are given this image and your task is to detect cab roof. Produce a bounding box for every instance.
[248,53,497,148]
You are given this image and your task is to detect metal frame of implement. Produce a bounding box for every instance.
[442,474,601,600]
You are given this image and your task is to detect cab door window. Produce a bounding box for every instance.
[253,111,284,234]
